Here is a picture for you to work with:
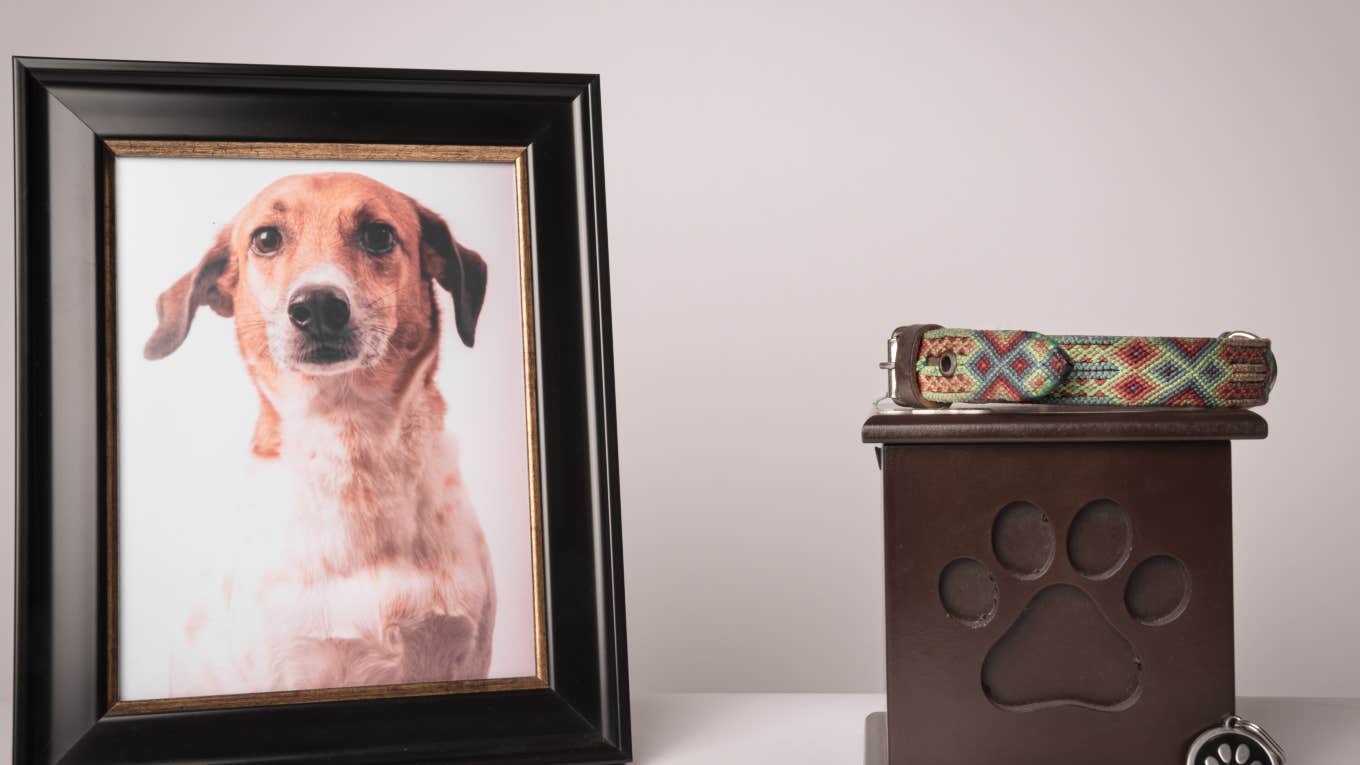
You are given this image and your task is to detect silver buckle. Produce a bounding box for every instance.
[879,335,899,403]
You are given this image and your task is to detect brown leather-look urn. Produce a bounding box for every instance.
[862,407,1267,765]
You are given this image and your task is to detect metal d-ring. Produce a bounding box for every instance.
[1228,716,1286,763]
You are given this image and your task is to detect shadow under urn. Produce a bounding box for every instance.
[862,408,1267,765]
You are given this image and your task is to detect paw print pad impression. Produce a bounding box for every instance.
[938,498,1191,711]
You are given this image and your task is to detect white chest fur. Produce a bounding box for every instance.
[169,397,496,696]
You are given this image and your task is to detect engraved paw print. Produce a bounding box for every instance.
[1199,740,1266,765]
[937,499,1191,711]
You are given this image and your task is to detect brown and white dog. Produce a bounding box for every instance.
[146,172,495,696]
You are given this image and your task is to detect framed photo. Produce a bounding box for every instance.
[15,58,629,764]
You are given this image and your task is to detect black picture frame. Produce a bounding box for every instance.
[13,57,629,764]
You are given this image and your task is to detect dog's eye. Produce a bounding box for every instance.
[250,227,283,256]
[359,222,396,255]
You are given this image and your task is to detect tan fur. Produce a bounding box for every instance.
[150,173,495,696]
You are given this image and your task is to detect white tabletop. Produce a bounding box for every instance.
[4,693,1356,762]
[631,693,1360,763]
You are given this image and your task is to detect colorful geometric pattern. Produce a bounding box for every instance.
[915,329,1072,403]
[916,328,1275,408]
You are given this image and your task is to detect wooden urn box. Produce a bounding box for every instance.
[862,407,1267,765]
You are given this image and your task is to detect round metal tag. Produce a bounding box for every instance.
[1187,716,1285,765]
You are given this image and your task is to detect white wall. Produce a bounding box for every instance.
[3,0,1358,702]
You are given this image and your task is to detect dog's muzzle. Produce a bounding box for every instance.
[288,285,355,363]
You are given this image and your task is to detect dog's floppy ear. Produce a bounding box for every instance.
[416,204,487,348]
[144,225,236,360]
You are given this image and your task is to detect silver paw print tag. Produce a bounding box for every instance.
[1187,716,1285,765]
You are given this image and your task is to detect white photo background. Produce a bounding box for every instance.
[114,156,538,700]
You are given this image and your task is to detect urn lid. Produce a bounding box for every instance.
[862,405,1267,445]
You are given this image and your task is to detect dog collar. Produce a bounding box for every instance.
[882,324,1277,409]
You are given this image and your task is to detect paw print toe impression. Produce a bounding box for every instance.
[991,501,1054,580]
[938,558,999,628]
[938,499,1191,712]
[1204,740,1266,765]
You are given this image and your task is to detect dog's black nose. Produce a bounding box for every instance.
[288,286,351,339]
